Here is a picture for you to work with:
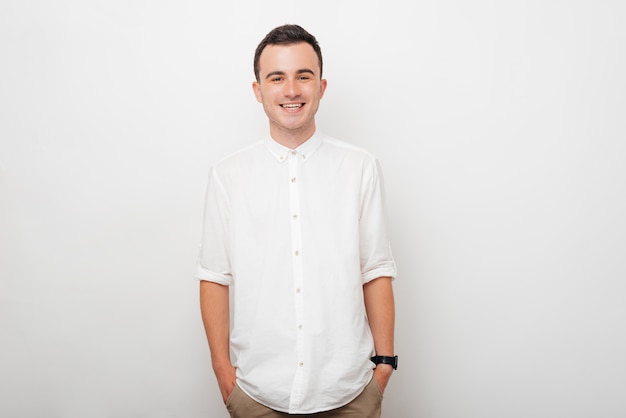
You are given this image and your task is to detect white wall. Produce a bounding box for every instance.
[1,1,625,417]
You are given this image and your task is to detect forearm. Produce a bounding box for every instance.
[200,280,236,402]
[363,276,395,356]
[199,280,233,373]
[363,276,395,391]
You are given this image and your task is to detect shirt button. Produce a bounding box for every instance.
[294,250,299,256]
[291,150,297,156]
[291,177,296,183]
[296,288,301,293]
[299,362,304,367]
[292,214,298,219]
[298,324,303,330]
[302,154,306,159]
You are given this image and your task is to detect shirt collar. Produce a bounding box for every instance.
[264,131,324,163]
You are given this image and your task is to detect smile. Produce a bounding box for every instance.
[280,103,304,109]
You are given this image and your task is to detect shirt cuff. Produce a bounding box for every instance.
[361,265,397,284]
[194,263,233,286]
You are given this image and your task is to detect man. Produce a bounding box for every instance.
[196,24,397,417]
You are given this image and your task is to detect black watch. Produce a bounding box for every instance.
[370,355,398,370]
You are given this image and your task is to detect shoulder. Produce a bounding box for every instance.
[318,135,381,177]
[211,140,265,173]
[320,135,378,163]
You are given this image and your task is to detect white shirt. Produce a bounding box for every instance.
[195,131,396,414]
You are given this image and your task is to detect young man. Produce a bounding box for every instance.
[196,24,397,417]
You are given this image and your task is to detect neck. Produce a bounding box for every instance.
[269,123,316,149]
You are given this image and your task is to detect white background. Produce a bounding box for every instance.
[1,1,625,417]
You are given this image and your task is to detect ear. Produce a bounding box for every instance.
[252,81,263,103]
[319,78,328,99]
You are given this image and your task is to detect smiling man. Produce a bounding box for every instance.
[196,24,397,418]
[252,41,326,148]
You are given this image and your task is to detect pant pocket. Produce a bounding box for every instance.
[371,375,384,400]
[225,384,239,411]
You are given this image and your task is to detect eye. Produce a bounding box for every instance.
[298,75,310,81]
[271,76,283,82]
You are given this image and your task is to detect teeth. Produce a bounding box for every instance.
[282,104,302,109]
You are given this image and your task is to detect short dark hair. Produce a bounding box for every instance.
[253,24,323,82]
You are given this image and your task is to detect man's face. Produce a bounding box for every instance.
[253,42,327,141]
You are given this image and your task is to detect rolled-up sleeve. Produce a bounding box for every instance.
[359,158,397,283]
[194,166,233,286]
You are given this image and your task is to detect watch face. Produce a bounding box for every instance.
[388,356,398,368]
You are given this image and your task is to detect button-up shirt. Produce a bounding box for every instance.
[195,131,396,414]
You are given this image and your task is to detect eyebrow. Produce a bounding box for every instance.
[264,68,316,80]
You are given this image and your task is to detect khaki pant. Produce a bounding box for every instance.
[226,377,383,418]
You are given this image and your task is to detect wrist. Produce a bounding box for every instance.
[374,363,394,376]
[211,357,233,373]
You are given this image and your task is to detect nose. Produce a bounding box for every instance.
[284,78,300,98]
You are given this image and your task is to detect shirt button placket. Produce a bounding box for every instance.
[288,148,305,408]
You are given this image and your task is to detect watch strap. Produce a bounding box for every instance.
[370,355,398,370]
